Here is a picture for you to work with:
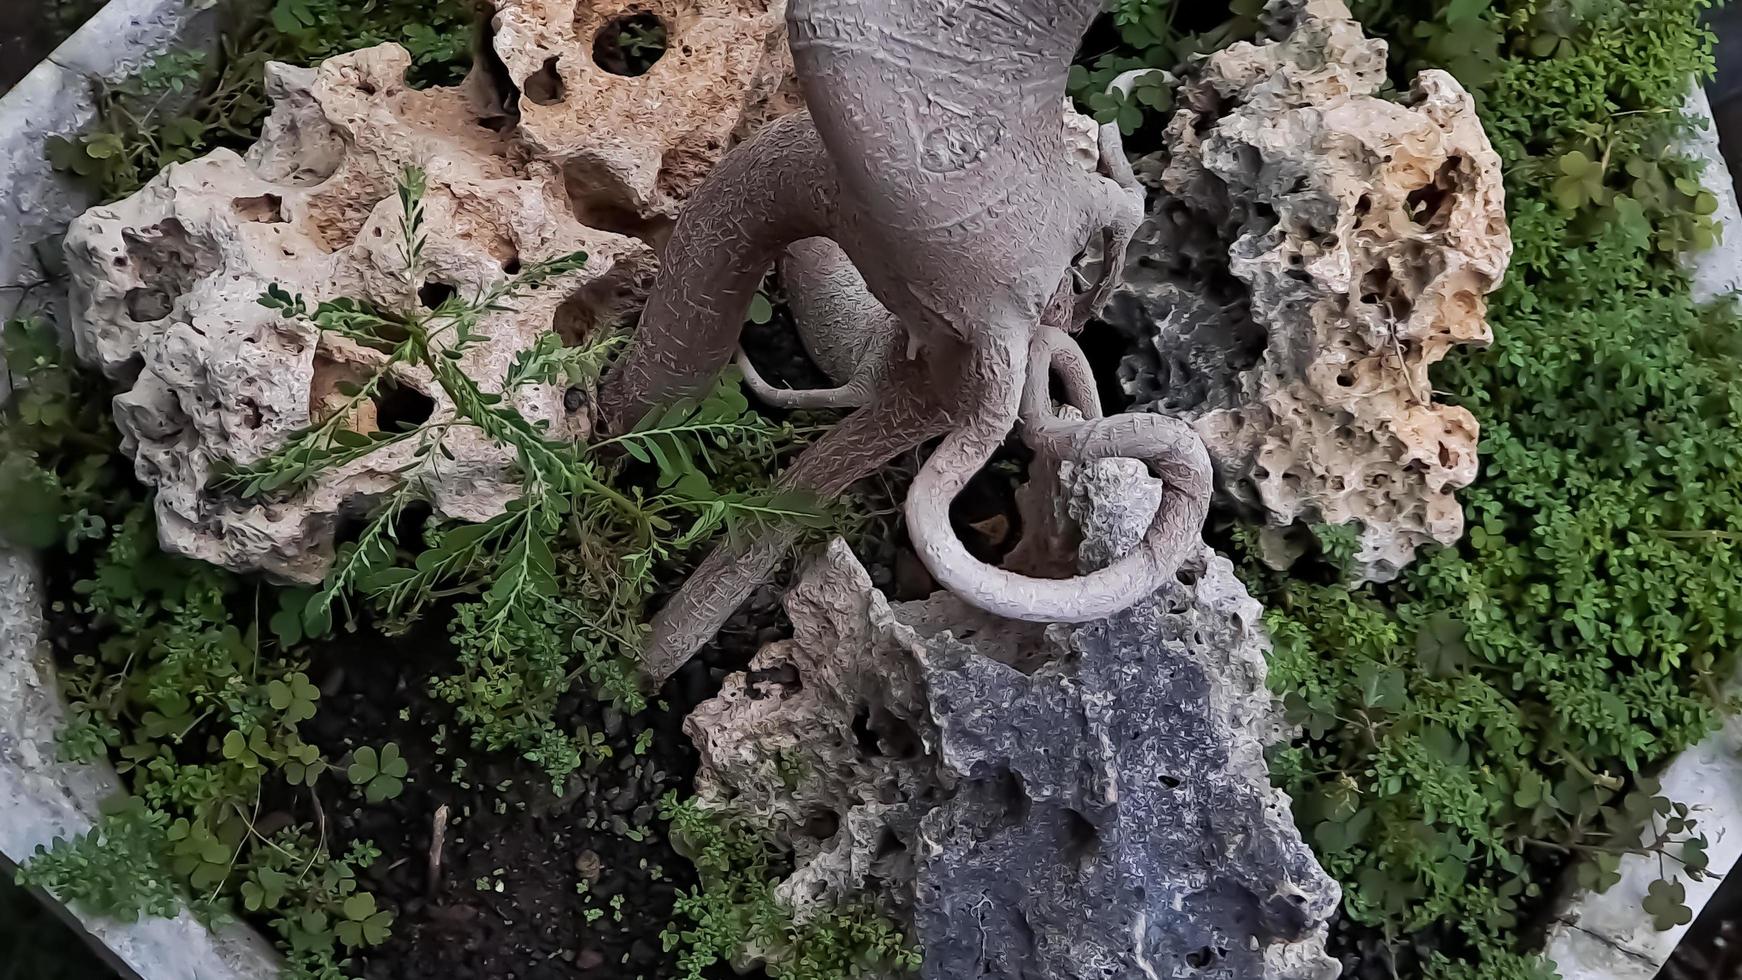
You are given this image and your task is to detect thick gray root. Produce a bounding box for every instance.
[735,238,898,411]
[641,378,950,684]
[624,0,1194,681]
[599,113,839,433]
[907,328,1212,622]
[781,237,900,385]
[1071,125,1147,328]
[1043,327,1102,422]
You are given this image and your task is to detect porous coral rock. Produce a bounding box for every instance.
[1111,0,1510,581]
[686,459,1339,979]
[488,0,799,226]
[64,44,657,582]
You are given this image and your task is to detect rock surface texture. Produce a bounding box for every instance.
[687,460,1340,979]
[1110,0,1510,581]
[64,44,657,582]
[489,0,799,225]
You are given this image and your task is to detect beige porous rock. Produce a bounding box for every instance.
[1111,0,1510,581]
[64,44,657,583]
[488,0,799,227]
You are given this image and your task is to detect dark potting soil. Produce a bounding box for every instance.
[1665,859,1742,980]
[302,617,699,980]
[0,0,110,96]
[294,306,911,980]
[0,875,122,980]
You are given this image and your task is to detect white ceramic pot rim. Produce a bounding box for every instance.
[0,2,279,977]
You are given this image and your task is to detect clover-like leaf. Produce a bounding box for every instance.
[1643,877,1693,930]
[1354,662,1408,712]
[268,671,320,725]
[1576,851,1623,893]
[242,867,290,912]
[1551,149,1608,211]
[1682,835,1711,879]
[336,892,395,948]
[348,742,408,802]
[283,740,327,787]
[747,292,774,325]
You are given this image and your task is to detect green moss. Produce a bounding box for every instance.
[48,0,483,202]
[659,795,921,980]
[1250,0,1734,973]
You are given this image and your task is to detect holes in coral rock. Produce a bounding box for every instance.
[120,218,218,323]
[802,808,840,841]
[232,194,285,223]
[1407,156,1465,232]
[562,157,672,246]
[524,56,566,105]
[503,256,523,275]
[125,286,176,322]
[310,354,379,430]
[1359,266,1413,322]
[880,714,922,759]
[374,377,436,431]
[419,280,459,310]
[873,828,906,862]
[1061,808,1099,866]
[996,770,1031,822]
[592,11,669,76]
[1185,946,1223,970]
[851,706,882,756]
[553,266,653,347]
[309,355,433,434]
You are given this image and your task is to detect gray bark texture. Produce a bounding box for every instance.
[600,0,1213,682]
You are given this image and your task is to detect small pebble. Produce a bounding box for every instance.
[574,849,603,882]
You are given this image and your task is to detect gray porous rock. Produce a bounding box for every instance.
[62,44,656,582]
[687,458,1339,979]
[1110,0,1511,581]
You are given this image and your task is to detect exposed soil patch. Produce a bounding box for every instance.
[0,0,109,95]
[301,612,727,980]
[284,304,912,980]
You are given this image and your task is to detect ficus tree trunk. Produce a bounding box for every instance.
[599,0,1210,684]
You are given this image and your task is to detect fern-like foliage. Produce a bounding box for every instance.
[229,168,832,785]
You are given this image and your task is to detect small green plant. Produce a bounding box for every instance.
[0,320,398,980]
[229,168,829,788]
[660,795,920,980]
[47,0,480,202]
[1067,0,1263,133]
[335,892,395,948]
[347,743,409,803]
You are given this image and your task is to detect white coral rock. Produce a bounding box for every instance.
[64,45,657,582]
[489,0,801,224]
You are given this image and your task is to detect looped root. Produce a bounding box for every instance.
[905,327,1212,624]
